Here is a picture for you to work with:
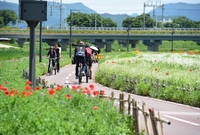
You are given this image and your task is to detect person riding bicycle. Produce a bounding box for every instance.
[47,46,57,73]
[85,43,93,79]
[74,41,88,79]
[54,43,61,73]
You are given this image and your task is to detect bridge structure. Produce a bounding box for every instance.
[0,27,200,52]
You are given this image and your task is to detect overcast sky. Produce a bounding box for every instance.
[4,0,200,15]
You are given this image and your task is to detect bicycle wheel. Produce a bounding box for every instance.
[78,64,82,84]
[49,66,53,75]
[54,62,57,75]
[85,66,89,83]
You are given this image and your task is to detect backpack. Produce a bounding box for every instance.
[76,46,85,57]
[85,47,92,56]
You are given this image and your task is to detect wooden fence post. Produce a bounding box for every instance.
[119,93,125,114]
[132,99,139,134]
[158,111,165,135]
[142,102,150,135]
[127,94,131,115]
[156,79,160,98]
[149,108,158,135]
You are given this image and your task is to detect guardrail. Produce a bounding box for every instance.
[1,27,200,35]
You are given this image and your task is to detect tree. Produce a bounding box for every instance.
[122,14,154,28]
[0,9,18,27]
[102,18,117,27]
[66,12,117,27]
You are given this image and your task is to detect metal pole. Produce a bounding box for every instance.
[171,28,174,53]
[27,21,39,90]
[95,14,97,30]
[143,2,145,29]
[39,21,42,62]
[69,9,72,58]
[127,25,130,52]
[162,4,164,28]
[60,0,62,29]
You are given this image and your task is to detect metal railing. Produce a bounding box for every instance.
[0,27,200,35]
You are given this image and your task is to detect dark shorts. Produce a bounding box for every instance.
[87,57,92,67]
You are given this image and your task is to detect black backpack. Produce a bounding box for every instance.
[76,46,85,57]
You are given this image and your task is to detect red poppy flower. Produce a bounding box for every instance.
[26,80,32,85]
[25,85,32,91]
[93,106,98,110]
[71,85,77,90]
[89,84,95,90]
[4,82,8,84]
[65,94,72,99]
[166,72,169,76]
[4,91,11,96]
[21,91,32,97]
[82,88,91,95]
[100,90,105,95]
[36,86,40,91]
[57,84,62,88]
[48,89,55,95]
[56,86,62,91]
[93,90,99,96]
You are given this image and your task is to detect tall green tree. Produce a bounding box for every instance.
[0,9,18,27]
[102,18,117,27]
[66,12,117,27]
[122,14,154,28]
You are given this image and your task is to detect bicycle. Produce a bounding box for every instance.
[78,62,89,84]
[47,57,57,76]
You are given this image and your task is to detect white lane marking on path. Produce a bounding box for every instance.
[65,80,69,83]
[68,74,72,76]
[66,77,69,79]
[160,111,200,115]
[163,115,200,126]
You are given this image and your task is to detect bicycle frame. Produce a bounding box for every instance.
[48,58,57,75]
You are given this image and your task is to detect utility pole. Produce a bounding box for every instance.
[95,14,97,30]
[49,0,63,29]
[59,0,62,29]
[69,9,79,58]
[143,0,164,28]
[161,4,164,28]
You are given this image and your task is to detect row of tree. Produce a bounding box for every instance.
[0,9,200,28]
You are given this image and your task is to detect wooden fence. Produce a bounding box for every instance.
[99,92,170,135]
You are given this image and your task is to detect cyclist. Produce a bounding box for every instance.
[47,46,57,74]
[54,43,61,73]
[85,43,93,79]
[74,41,87,79]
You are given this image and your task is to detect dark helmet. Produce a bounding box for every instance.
[85,43,90,47]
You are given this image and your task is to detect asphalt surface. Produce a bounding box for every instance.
[41,63,200,135]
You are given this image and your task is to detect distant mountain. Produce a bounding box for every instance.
[0,1,200,28]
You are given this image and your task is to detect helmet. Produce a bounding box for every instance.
[79,41,84,45]
[50,46,54,49]
[85,43,90,47]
